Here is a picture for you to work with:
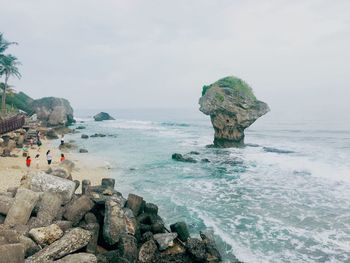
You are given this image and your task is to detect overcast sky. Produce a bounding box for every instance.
[1,0,349,118]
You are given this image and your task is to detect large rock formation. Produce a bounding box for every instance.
[31,97,74,126]
[199,76,270,147]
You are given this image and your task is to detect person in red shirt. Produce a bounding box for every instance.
[60,153,65,162]
[26,156,31,168]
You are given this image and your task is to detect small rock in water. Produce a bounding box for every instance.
[93,112,115,121]
[81,134,89,139]
[171,153,197,163]
[79,148,88,153]
[263,147,294,154]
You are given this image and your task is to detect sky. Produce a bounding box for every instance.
[0,0,349,119]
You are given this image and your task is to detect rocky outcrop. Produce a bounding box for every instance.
[31,97,75,127]
[199,76,270,147]
[0,174,223,262]
[93,112,115,121]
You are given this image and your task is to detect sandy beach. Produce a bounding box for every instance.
[0,137,109,192]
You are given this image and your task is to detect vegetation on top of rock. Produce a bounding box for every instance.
[202,76,257,101]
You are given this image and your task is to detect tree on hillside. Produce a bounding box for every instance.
[0,33,20,115]
[0,55,21,114]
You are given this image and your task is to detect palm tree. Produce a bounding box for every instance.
[0,33,17,54]
[0,55,21,114]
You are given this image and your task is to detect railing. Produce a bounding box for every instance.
[0,114,25,135]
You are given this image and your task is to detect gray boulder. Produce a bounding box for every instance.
[186,238,207,262]
[138,239,158,263]
[103,200,126,245]
[93,112,115,121]
[126,194,144,216]
[0,195,14,215]
[154,233,178,251]
[25,172,76,204]
[30,192,62,228]
[25,228,92,262]
[170,222,190,242]
[0,243,25,263]
[172,153,197,163]
[55,253,97,263]
[64,195,94,225]
[4,188,40,227]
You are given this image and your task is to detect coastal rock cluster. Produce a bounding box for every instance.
[199,76,270,147]
[0,170,222,262]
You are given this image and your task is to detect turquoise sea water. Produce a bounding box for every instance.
[70,109,350,263]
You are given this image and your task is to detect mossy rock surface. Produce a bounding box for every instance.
[202,76,256,101]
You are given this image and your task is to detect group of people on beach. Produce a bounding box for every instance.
[25,133,66,170]
[25,151,65,169]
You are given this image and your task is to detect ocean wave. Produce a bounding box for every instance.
[161,121,191,127]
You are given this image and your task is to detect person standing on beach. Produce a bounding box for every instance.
[26,156,31,169]
[60,134,65,146]
[46,150,52,165]
[35,154,40,169]
[60,153,65,162]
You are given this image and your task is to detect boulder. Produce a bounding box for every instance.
[172,153,197,163]
[84,223,99,254]
[93,112,115,122]
[0,229,19,245]
[81,134,89,139]
[31,97,74,127]
[29,224,64,246]
[101,178,115,189]
[170,222,190,242]
[64,195,94,225]
[118,234,138,262]
[79,148,88,153]
[144,203,158,215]
[126,194,144,216]
[45,129,59,139]
[0,243,25,263]
[154,233,177,251]
[18,235,41,258]
[53,221,73,232]
[4,188,40,226]
[199,76,270,147]
[30,192,62,228]
[186,238,206,262]
[200,231,222,262]
[55,253,97,263]
[25,172,76,204]
[25,228,92,262]
[0,195,14,215]
[138,239,158,263]
[103,199,126,245]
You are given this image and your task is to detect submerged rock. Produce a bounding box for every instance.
[93,112,115,121]
[199,76,270,147]
[171,153,197,163]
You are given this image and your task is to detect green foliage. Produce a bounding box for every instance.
[0,91,33,113]
[201,76,257,100]
[215,92,224,102]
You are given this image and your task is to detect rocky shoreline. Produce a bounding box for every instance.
[0,166,222,263]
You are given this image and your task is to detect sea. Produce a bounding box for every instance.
[69,108,350,263]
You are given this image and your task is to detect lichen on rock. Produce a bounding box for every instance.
[199,76,270,147]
